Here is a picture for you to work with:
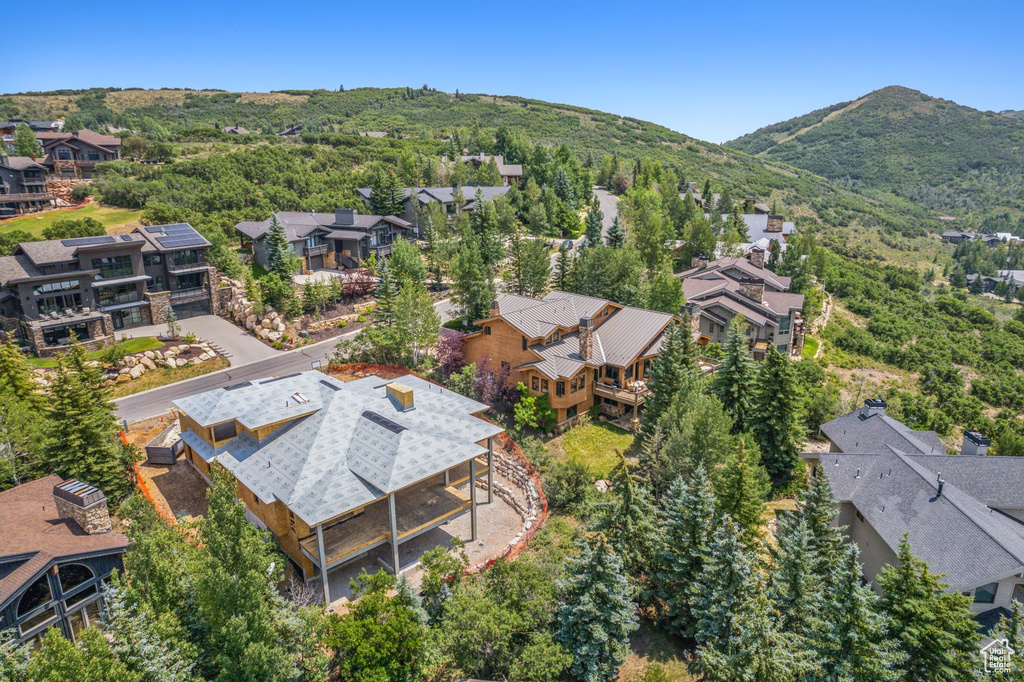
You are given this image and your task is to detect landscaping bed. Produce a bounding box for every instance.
[545,421,636,479]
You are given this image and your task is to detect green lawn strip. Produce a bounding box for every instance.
[27,337,163,368]
[106,357,230,399]
[802,336,820,360]
[0,205,144,239]
[560,422,635,479]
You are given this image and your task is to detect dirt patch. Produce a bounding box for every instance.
[136,457,209,521]
[238,92,308,105]
[476,95,520,107]
[6,95,79,118]
[105,89,190,113]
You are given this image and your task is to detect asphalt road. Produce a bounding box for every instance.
[547,187,620,272]
[115,298,457,424]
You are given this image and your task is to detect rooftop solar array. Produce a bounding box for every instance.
[61,236,117,247]
[145,223,209,250]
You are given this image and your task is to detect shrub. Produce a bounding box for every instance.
[337,319,347,328]
[182,332,198,344]
[545,459,592,512]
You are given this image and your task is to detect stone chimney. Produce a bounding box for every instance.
[335,208,357,225]
[749,246,765,269]
[52,480,111,534]
[737,277,764,303]
[489,299,500,317]
[579,317,594,360]
[683,303,701,334]
[386,383,415,412]
[862,398,887,418]
[691,255,709,270]
[961,431,990,456]
[766,215,784,233]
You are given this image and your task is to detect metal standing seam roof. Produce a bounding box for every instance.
[819,449,1024,589]
[173,372,503,526]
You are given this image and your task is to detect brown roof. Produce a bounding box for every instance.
[36,129,121,149]
[0,475,128,608]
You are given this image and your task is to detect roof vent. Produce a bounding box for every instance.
[937,472,945,497]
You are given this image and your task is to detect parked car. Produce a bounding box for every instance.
[562,239,575,250]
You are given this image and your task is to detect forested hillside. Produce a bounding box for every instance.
[726,85,1024,219]
[1,86,946,265]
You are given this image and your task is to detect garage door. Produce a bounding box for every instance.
[171,299,211,320]
[308,255,324,270]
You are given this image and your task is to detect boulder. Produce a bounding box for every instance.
[260,318,270,328]
[143,351,156,359]
[154,350,163,359]
[116,374,132,384]
[275,321,285,332]
[119,367,131,375]
[125,356,137,367]
[163,359,176,368]
[141,357,157,370]
[245,315,257,329]
[129,365,144,379]
[258,328,270,339]
[206,349,217,358]
[175,358,189,368]
[268,331,282,342]
[164,350,176,359]
[189,357,202,365]
[198,352,210,361]
[190,343,203,349]
[268,311,279,320]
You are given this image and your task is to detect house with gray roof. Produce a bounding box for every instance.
[805,400,1024,623]
[172,371,503,605]
[0,154,54,217]
[355,184,511,237]
[452,154,523,186]
[235,208,413,271]
[0,224,213,354]
[678,254,806,359]
[463,291,680,428]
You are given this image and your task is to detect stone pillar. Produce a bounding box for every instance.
[146,290,171,325]
[212,285,233,316]
[23,323,45,355]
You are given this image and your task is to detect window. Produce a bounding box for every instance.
[36,292,82,315]
[174,250,200,266]
[212,421,237,442]
[553,331,560,342]
[42,322,89,346]
[570,377,578,393]
[643,359,652,378]
[32,279,79,295]
[150,275,164,291]
[1013,583,1024,604]
[531,376,539,391]
[541,379,549,393]
[98,284,140,307]
[974,582,999,605]
[855,510,864,522]
[143,254,163,266]
[556,381,565,397]
[59,564,94,593]
[484,326,491,335]
[777,343,788,353]
[17,575,55,634]
[566,405,577,419]
[57,148,72,160]
[113,307,143,329]
[175,272,204,290]
[522,336,527,351]
[778,315,791,332]
[501,361,510,371]
[92,255,133,279]
[579,373,585,390]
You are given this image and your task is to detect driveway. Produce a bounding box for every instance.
[593,186,619,239]
[115,314,280,365]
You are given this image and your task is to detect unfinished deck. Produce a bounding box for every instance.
[299,457,488,568]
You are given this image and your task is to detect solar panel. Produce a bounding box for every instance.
[61,236,116,246]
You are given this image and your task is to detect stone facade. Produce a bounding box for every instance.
[53,494,112,535]
[145,290,170,326]
[26,314,115,357]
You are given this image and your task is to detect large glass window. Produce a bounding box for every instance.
[36,293,82,315]
[17,575,55,633]
[143,254,163,266]
[42,322,90,346]
[59,564,94,593]
[174,250,200,266]
[92,255,133,279]
[175,272,204,290]
[1013,583,1024,604]
[779,315,791,332]
[98,284,140,307]
[974,582,999,604]
[32,279,79,296]
[113,307,144,329]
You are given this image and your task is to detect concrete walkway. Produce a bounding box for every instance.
[115,314,279,365]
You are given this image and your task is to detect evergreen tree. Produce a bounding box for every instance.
[692,580,811,682]
[606,215,625,248]
[555,536,638,682]
[713,432,769,549]
[450,240,495,323]
[265,215,294,278]
[13,124,38,157]
[877,536,980,681]
[554,243,573,290]
[768,516,823,642]
[369,169,405,216]
[0,337,40,403]
[583,204,603,247]
[819,543,904,682]
[164,306,179,339]
[593,455,661,595]
[374,258,398,326]
[657,467,716,637]
[642,321,697,438]
[691,515,756,646]
[800,469,846,574]
[749,345,803,478]
[43,345,137,500]
[506,224,551,297]
[989,599,1024,682]
[712,320,757,432]
[552,167,576,205]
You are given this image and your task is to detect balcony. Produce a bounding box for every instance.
[170,287,207,300]
[305,243,329,256]
[167,260,207,274]
[593,381,650,407]
[0,192,55,203]
[369,243,393,257]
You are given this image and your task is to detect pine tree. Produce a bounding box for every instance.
[556,536,638,682]
[554,243,573,290]
[373,258,398,326]
[692,580,811,682]
[691,515,756,646]
[713,432,769,549]
[43,346,137,500]
[369,169,405,216]
[989,599,1024,682]
[657,467,716,637]
[593,455,661,595]
[642,321,697,438]
[583,205,603,248]
[819,543,904,682]
[606,216,625,248]
[507,224,551,297]
[552,167,576,205]
[164,306,179,339]
[800,469,846,575]
[0,337,40,403]
[265,215,294,278]
[450,240,495,323]
[877,536,980,681]
[768,516,823,643]
[749,345,803,478]
[712,321,757,432]
[13,124,38,158]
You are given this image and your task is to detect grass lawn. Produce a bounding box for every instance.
[0,204,144,239]
[557,422,635,478]
[107,357,229,399]
[619,620,695,681]
[802,336,820,360]
[28,337,163,368]
[248,262,269,279]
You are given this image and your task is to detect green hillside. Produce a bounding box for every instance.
[0,86,951,266]
[726,85,1024,218]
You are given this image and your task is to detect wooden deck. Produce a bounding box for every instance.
[299,458,487,568]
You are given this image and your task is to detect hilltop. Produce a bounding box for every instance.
[725,85,1024,218]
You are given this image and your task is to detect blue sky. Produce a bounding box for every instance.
[6,0,1023,143]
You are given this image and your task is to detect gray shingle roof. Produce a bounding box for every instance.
[0,254,40,285]
[234,211,410,242]
[818,450,1024,589]
[173,372,503,526]
[820,407,947,455]
[356,186,511,208]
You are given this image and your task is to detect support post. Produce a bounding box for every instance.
[444,468,450,486]
[487,437,494,504]
[470,457,478,542]
[316,524,331,606]
[388,493,400,575]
